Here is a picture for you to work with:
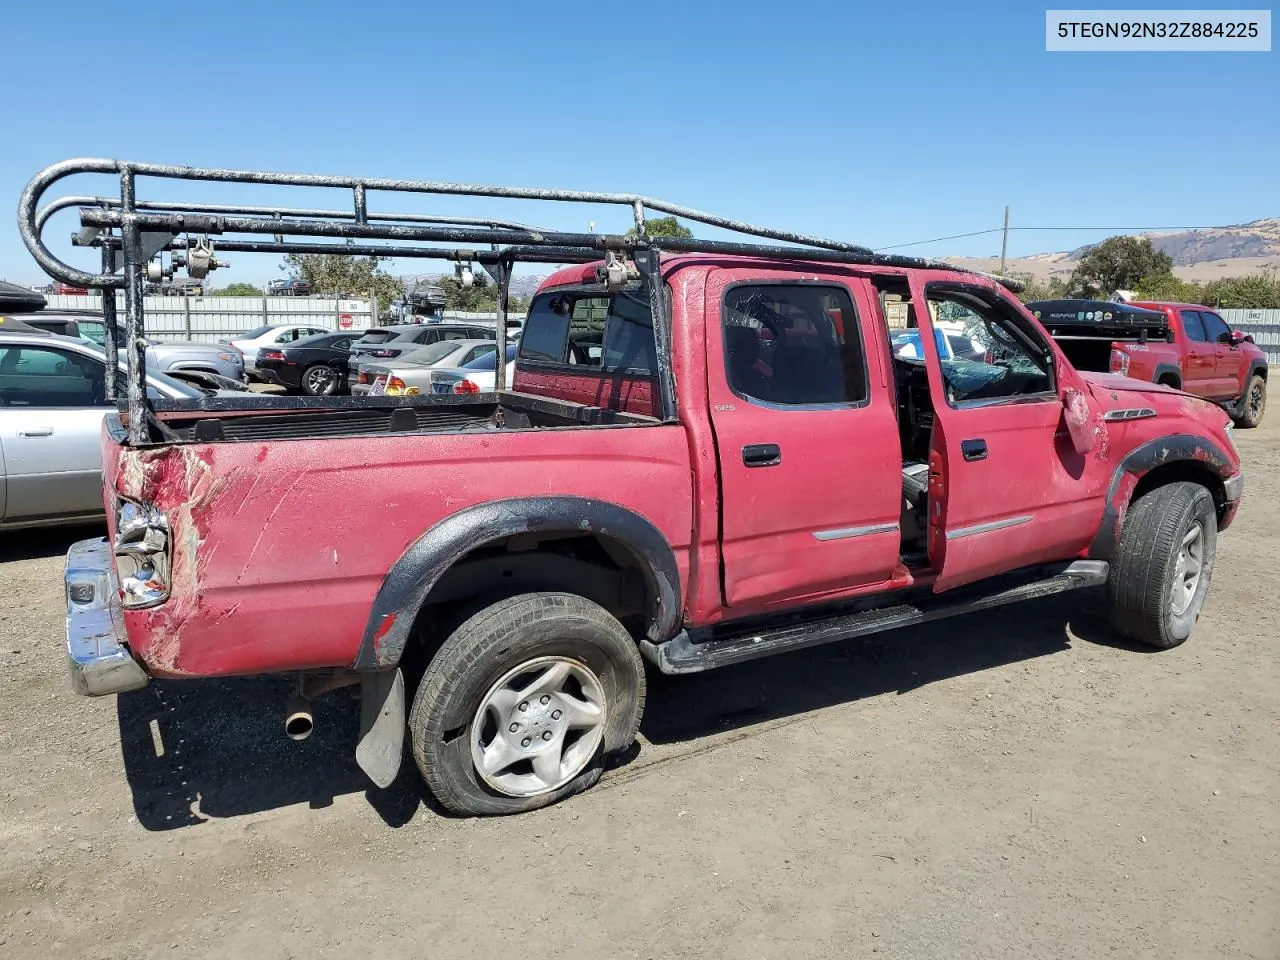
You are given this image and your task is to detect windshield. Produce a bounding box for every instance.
[461,343,517,371]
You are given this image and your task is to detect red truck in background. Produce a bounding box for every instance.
[1028,298,1268,428]
[24,159,1246,818]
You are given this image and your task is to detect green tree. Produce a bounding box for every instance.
[282,244,405,311]
[1007,272,1069,304]
[1133,273,1206,304]
[1201,271,1280,309]
[210,282,263,297]
[626,215,694,239]
[1068,236,1173,297]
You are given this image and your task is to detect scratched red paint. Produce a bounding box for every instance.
[99,256,1243,679]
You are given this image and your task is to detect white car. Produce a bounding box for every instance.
[422,343,520,395]
[352,338,502,397]
[226,324,331,380]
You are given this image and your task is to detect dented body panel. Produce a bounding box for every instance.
[94,255,1242,690]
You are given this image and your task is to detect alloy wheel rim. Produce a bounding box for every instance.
[306,367,335,393]
[470,656,607,798]
[1170,521,1204,617]
[1249,383,1264,417]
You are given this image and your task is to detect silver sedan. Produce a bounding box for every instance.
[0,332,205,530]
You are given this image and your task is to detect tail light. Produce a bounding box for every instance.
[260,349,285,361]
[369,348,398,358]
[453,379,480,395]
[358,371,369,384]
[384,376,419,396]
[1109,348,1130,376]
[984,349,994,364]
[113,499,171,608]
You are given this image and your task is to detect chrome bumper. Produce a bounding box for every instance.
[1224,471,1244,502]
[65,538,150,696]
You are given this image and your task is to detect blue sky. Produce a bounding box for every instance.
[2,0,1275,286]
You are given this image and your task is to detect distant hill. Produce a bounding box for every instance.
[948,218,1280,283]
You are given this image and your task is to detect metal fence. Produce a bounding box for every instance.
[43,293,376,343]
[1222,309,1280,365]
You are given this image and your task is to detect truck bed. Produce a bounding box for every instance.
[131,391,655,445]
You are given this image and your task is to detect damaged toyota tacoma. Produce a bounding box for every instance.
[23,159,1244,816]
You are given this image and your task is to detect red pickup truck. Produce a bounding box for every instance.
[1028,298,1267,427]
[27,160,1245,817]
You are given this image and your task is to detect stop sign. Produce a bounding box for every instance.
[338,313,354,329]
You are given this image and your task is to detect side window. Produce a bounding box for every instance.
[722,284,867,406]
[1200,311,1230,343]
[1180,311,1208,342]
[928,293,1053,405]
[464,345,493,364]
[440,330,470,341]
[330,337,353,350]
[0,346,107,407]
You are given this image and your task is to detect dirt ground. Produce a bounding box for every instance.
[1,424,1277,960]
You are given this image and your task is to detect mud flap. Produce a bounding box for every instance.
[355,668,405,789]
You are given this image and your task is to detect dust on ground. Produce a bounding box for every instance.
[1,422,1277,960]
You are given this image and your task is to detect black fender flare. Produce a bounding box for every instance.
[1152,363,1182,388]
[353,496,683,669]
[1245,359,1268,384]
[1089,433,1233,561]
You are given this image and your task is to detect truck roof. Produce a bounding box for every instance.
[536,255,996,294]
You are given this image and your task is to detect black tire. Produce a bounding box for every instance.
[408,592,645,816]
[300,363,338,396]
[1233,374,1265,429]
[1107,482,1218,650]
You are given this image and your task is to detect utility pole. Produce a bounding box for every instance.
[999,205,1010,275]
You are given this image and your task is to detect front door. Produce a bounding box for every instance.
[0,343,111,522]
[706,268,904,611]
[910,281,1108,592]
[1199,309,1244,399]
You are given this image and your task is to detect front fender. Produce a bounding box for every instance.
[1089,434,1235,560]
[353,496,682,669]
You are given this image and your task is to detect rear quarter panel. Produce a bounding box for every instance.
[110,423,693,678]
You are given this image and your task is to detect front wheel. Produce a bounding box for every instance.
[1107,482,1218,649]
[300,363,340,396]
[408,593,646,816]
[1233,374,1265,428]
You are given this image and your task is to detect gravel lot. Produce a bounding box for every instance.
[1,421,1277,960]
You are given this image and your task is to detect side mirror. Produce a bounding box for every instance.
[1225,329,1251,345]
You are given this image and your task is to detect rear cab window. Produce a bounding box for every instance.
[518,286,657,377]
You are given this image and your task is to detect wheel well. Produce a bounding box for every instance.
[1156,372,1180,387]
[1252,366,1267,381]
[1132,461,1226,517]
[402,532,657,674]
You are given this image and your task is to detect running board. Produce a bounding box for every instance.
[640,560,1109,675]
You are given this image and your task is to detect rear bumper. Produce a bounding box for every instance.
[64,538,150,696]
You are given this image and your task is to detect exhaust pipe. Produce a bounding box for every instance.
[285,694,314,741]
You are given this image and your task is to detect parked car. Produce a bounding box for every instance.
[257,331,360,396]
[70,250,1244,820]
[227,324,332,380]
[891,326,986,362]
[1028,299,1268,427]
[17,311,245,381]
[346,323,496,391]
[351,338,501,396]
[414,342,520,395]
[0,330,211,530]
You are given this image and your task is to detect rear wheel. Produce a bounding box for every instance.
[408,592,645,816]
[1233,374,1265,428]
[1107,482,1217,649]
[301,363,339,396]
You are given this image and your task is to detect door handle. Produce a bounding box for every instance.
[960,438,987,462]
[742,443,781,467]
[18,427,54,438]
